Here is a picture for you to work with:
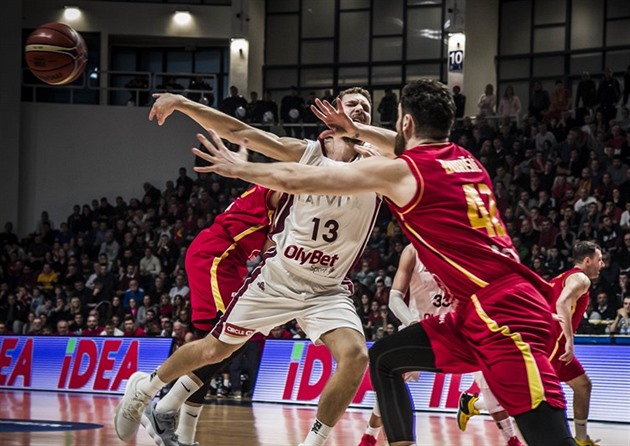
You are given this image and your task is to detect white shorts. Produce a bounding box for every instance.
[211,256,364,345]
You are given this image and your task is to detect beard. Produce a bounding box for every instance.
[394,132,406,156]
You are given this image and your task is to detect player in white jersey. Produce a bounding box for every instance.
[115,87,387,446]
[358,244,522,446]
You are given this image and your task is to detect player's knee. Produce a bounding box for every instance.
[198,337,232,364]
[576,374,592,395]
[338,342,368,370]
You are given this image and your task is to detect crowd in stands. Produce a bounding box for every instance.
[1,74,630,396]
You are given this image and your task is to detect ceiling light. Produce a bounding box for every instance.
[64,6,81,21]
[174,10,192,25]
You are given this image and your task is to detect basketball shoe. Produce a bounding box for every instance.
[357,433,377,446]
[141,400,180,446]
[507,435,524,446]
[456,392,480,431]
[574,436,600,446]
[114,371,152,441]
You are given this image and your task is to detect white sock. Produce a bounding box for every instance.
[176,403,203,445]
[365,425,381,438]
[574,418,588,440]
[302,419,333,446]
[156,375,200,413]
[474,395,486,411]
[495,416,517,442]
[138,370,168,397]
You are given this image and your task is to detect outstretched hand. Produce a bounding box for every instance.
[192,130,248,178]
[148,93,180,126]
[311,98,359,139]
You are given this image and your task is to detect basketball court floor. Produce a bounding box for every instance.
[1,390,628,446]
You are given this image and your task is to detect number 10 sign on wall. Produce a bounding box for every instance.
[449,50,464,72]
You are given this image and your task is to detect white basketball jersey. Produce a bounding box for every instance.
[269,139,381,286]
[408,255,453,319]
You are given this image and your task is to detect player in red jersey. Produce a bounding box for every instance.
[549,241,603,446]
[141,183,276,446]
[193,79,576,446]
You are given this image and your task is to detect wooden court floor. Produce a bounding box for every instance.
[0,390,628,446]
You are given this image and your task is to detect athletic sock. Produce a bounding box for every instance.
[156,375,200,413]
[365,425,381,438]
[302,419,333,446]
[138,369,168,397]
[496,416,517,442]
[176,402,204,445]
[474,395,485,411]
[574,418,588,440]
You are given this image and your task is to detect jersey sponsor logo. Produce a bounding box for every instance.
[224,323,255,337]
[284,245,340,268]
[438,156,482,174]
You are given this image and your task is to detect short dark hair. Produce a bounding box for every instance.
[400,79,455,140]
[572,241,600,263]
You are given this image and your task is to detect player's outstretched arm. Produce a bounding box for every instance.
[149,93,306,162]
[312,98,397,157]
[192,130,415,206]
[388,244,418,327]
[555,273,590,363]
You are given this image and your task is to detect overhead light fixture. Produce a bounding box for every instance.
[64,6,81,21]
[174,9,192,25]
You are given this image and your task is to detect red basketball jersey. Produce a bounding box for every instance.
[389,143,550,302]
[195,185,274,262]
[549,267,589,335]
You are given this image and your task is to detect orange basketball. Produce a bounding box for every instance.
[24,22,87,86]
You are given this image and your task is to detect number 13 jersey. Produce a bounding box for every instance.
[270,139,382,286]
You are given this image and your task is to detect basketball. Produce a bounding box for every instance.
[24,22,87,86]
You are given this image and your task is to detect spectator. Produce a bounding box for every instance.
[547,79,572,122]
[125,75,150,106]
[157,76,185,93]
[169,275,190,302]
[452,85,466,119]
[139,248,161,289]
[122,279,145,309]
[220,85,248,119]
[280,86,305,138]
[82,314,102,336]
[187,76,214,106]
[377,88,398,128]
[610,296,630,334]
[598,66,621,123]
[477,83,496,116]
[122,314,146,336]
[592,291,617,321]
[497,85,521,122]
[55,319,70,336]
[37,263,58,293]
[302,91,320,140]
[100,319,124,336]
[529,80,550,121]
[267,325,292,340]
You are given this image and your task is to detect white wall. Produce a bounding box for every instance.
[464,0,499,117]
[19,103,205,232]
[6,0,259,235]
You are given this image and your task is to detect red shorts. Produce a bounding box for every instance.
[420,273,566,416]
[549,338,586,382]
[185,227,250,331]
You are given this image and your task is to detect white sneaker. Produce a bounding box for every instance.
[141,400,180,446]
[114,371,151,441]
